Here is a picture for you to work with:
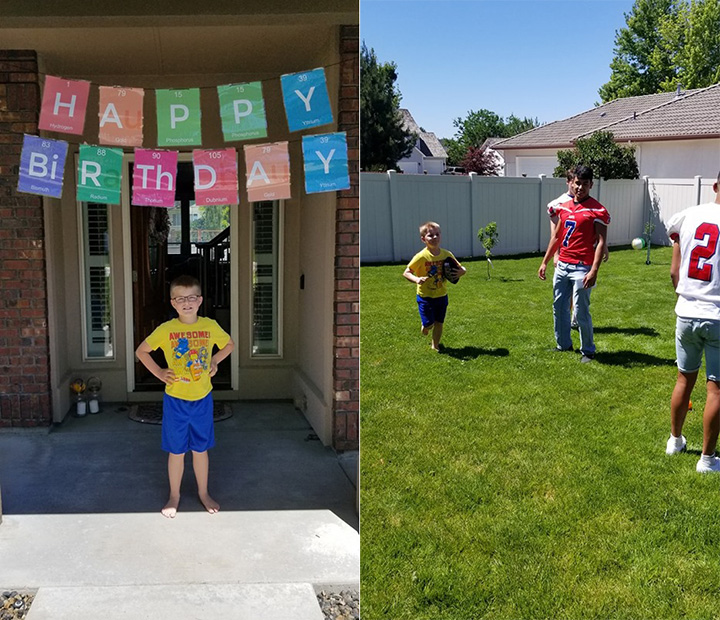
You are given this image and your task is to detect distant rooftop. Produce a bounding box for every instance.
[400,108,447,158]
[493,83,720,150]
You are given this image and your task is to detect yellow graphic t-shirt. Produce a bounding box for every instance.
[145,316,231,401]
[406,248,457,298]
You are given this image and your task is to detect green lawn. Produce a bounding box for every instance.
[360,247,720,620]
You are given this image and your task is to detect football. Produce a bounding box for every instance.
[443,256,461,284]
[631,237,646,250]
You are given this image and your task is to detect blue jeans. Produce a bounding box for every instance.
[553,261,595,355]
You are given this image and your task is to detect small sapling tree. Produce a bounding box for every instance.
[477,222,499,279]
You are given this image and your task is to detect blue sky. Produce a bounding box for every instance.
[361,0,637,139]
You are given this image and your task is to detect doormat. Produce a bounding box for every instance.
[128,402,233,425]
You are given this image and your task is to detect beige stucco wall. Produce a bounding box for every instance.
[293,190,337,444]
[502,140,720,180]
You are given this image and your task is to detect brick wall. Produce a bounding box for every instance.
[333,26,359,451]
[0,50,52,427]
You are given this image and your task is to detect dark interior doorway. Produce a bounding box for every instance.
[131,161,232,390]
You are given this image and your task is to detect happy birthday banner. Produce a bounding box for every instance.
[18,68,351,204]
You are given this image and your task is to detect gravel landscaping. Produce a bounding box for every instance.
[1,591,34,620]
[2,589,358,619]
[317,589,360,619]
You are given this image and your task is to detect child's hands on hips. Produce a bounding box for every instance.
[209,361,218,377]
[157,368,177,385]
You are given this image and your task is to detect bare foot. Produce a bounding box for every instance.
[199,493,219,514]
[162,495,180,518]
[421,325,431,336]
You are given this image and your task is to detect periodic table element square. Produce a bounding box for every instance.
[38,76,91,135]
[243,142,291,203]
[132,149,178,207]
[77,145,124,205]
[193,148,239,206]
[280,68,333,132]
[302,132,350,194]
[156,88,202,147]
[217,82,268,142]
[17,134,69,199]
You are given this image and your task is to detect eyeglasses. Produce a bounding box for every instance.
[172,295,200,303]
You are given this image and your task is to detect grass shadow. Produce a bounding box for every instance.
[498,277,524,283]
[595,350,675,368]
[439,346,510,360]
[594,326,660,337]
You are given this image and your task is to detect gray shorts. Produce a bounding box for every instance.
[676,316,720,381]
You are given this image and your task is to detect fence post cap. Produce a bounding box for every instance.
[468,171,477,179]
[387,170,397,177]
[538,174,546,179]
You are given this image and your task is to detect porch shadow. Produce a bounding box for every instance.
[0,402,358,531]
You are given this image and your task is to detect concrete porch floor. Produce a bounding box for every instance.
[0,402,359,619]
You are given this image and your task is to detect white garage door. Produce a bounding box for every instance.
[516,156,558,178]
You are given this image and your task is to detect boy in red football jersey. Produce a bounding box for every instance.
[538,165,611,363]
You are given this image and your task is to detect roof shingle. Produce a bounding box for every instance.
[493,83,720,149]
[400,108,447,158]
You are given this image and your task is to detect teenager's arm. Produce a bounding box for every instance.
[670,240,681,290]
[210,338,235,377]
[135,340,176,385]
[538,228,562,280]
[582,223,607,288]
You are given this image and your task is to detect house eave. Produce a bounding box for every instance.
[496,133,720,151]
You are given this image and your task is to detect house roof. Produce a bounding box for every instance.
[480,137,504,151]
[493,83,720,150]
[400,108,448,158]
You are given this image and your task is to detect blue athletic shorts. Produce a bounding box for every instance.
[417,294,449,328]
[162,392,215,454]
[676,316,720,381]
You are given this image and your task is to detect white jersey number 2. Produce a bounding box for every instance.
[688,223,720,282]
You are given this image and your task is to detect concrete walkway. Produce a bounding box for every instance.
[0,402,359,619]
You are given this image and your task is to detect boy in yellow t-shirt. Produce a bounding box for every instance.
[136,275,234,518]
[403,221,466,350]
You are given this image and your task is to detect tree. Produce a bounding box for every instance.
[554,131,639,180]
[659,0,720,90]
[447,109,539,165]
[477,222,499,280]
[360,42,416,171]
[460,146,502,176]
[599,0,720,102]
[193,205,229,234]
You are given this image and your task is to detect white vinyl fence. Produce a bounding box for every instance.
[361,172,717,263]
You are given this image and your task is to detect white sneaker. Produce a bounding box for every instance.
[696,454,720,473]
[665,435,686,455]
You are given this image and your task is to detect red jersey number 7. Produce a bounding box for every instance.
[688,222,720,281]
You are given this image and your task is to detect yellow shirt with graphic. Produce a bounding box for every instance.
[145,316,231,401]
[406,247,457,298]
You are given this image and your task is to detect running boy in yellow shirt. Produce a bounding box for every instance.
[403,221,466,351]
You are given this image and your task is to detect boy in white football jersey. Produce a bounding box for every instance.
[665,172,720,472]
